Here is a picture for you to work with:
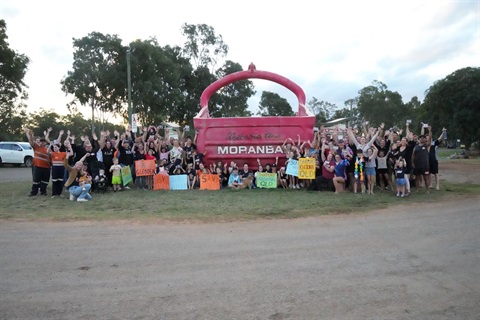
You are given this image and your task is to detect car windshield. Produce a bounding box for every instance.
[18,143,32,150]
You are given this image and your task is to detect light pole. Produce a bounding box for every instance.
[126,47,133,125]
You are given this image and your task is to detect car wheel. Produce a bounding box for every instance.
[0,157,3,167]
[24,156,33,167]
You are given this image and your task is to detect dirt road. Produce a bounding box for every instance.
[1,198,479,319]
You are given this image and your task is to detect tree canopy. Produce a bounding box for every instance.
[421,67,480,149]
[257,91,294,116]
[0,19,30,141]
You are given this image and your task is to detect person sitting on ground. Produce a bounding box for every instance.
[64,152,92,202]
[228,167,243,189]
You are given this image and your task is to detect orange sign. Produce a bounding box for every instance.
[135,160,156,176]
[199,174,220,190]
[153,173,170,190]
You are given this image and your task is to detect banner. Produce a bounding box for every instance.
[200,174,220,190]
[169,174,188,190]
[286,159,298,177]
[256,172,277,189]
[121,165,133,186]
[298,158,316,179]
[153,173,170,190]
[135,160,156,176]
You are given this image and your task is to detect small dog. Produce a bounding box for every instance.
[238,176,253,189]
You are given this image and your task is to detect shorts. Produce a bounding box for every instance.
[396,178,406,186]
[112,176,121,185]
[429,160,439,174]
[365,167,376,176]
[414,168,430,176]
[377,168,388,175]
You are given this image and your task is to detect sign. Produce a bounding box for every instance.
[153,173,170,190]
[193,69,315,171]
[131,113,138,132]
[121,165,133,186]
[169,174,188,190]
[256,172,277,189]
[298,158,315,179]
[199,174,220,190]
[286,159,298,177]
[135,160,156,176]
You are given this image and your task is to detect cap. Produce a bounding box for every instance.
[338,139,345,143]
[419,134,426,139]
[271,163,277,167]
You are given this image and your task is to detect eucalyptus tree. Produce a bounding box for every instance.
[0,19,30,140]
[61,32,125,134]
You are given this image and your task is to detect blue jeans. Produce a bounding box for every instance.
[69,184,92,200]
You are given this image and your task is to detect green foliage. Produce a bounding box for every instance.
[257,91,294,116]
[127,40,193,126]
[308,97,337,124]
[60,32,126,133]
[420,67,480,149]
[0,20,30,141]
[181,23,229,70]
[356,80,405,128]
[210,60,255,118]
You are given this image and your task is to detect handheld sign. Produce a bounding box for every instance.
[286,159,299,177]
[256,172,277,189]
[153,173,170,190]
[121,166,133,186]
[135,160,156,177]
[200,174,220,190]
[298,158,315,179]
[170,174,188,190]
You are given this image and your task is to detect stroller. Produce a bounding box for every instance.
[89,161,108,193]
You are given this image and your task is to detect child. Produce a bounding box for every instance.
[78,171,90,191]
[94,169,107,190]
[353,149,366,194]
[395,158,407,197]
[364,145,378,195]
[109,158,122,192]
[186,163,197,190]
[278,167,288,189]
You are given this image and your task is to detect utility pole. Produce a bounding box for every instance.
[127,48,132,125]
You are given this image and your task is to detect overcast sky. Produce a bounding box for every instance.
[2,0,479,121]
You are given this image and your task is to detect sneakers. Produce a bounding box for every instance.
[396,192,400,197]
[124,186,131,190]
[77,198,88,202]
[69,194,77,201]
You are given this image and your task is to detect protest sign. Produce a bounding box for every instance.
[135,160,156,177]
[170,174,188,190]
[200,174,220,190]
[153,173,170,190]
[256,172,277,188]
[121,166,133,186]
[298,158,315,179]
[286,159,298,177]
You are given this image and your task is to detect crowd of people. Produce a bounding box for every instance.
[23,122,447,202]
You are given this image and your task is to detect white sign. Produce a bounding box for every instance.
[131,113,138,133]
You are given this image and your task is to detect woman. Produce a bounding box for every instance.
[64,152,92,202]
[333,154,350,194]
[396,137,414,196]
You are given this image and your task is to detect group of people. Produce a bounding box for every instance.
[24,121,446,201]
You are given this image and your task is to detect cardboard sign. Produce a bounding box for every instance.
[153,173,170,190]
[135,160,156,176]
[286,159,298,177]
[169,174,188,190]
[200,174,220,190]
[298,158,316,179]
[121,166,133,186]
[256,172,277,189]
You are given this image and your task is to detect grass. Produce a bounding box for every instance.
[1,180,478,222]
[437,148,464,158]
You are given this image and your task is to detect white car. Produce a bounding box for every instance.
[0,142,34,167]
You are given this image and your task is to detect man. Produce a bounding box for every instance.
[412,134,431,193]
[26,128,51,196]
[240,163,254,188]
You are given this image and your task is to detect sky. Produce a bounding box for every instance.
[1,0,479,124]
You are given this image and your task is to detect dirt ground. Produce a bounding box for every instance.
[0,159,479,319]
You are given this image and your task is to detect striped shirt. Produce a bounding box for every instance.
[51,152,67,166]
[33,145,51,168]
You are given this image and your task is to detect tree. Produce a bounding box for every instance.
[356,80,404,128]
[421,67,480,149]
[61,32,125,134]
[211,60,255,118]
[126,39,192,127]
[308,97,337,124]
[181,23,229,71]
[257,91,294,116]
[0,19,30,140]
